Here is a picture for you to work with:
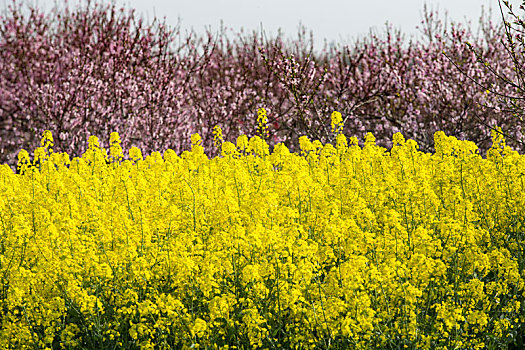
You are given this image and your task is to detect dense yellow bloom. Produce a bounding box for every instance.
[1,127,524,349]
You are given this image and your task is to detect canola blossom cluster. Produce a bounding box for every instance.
[0,124,524,349]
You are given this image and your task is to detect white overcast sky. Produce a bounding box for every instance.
[1,0,523,53]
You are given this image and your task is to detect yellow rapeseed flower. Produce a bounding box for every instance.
[330,110,343,136]
[256,107,269,140]
[1,125,523,350]
[213,125,224,152]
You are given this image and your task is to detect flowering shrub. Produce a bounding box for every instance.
[2,0,525,173]
[0,124,524,349]
[0,0,215,170]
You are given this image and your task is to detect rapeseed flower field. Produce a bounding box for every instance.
[0,110,524,349]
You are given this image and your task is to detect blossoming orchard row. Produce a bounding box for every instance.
[2,0,525,172]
